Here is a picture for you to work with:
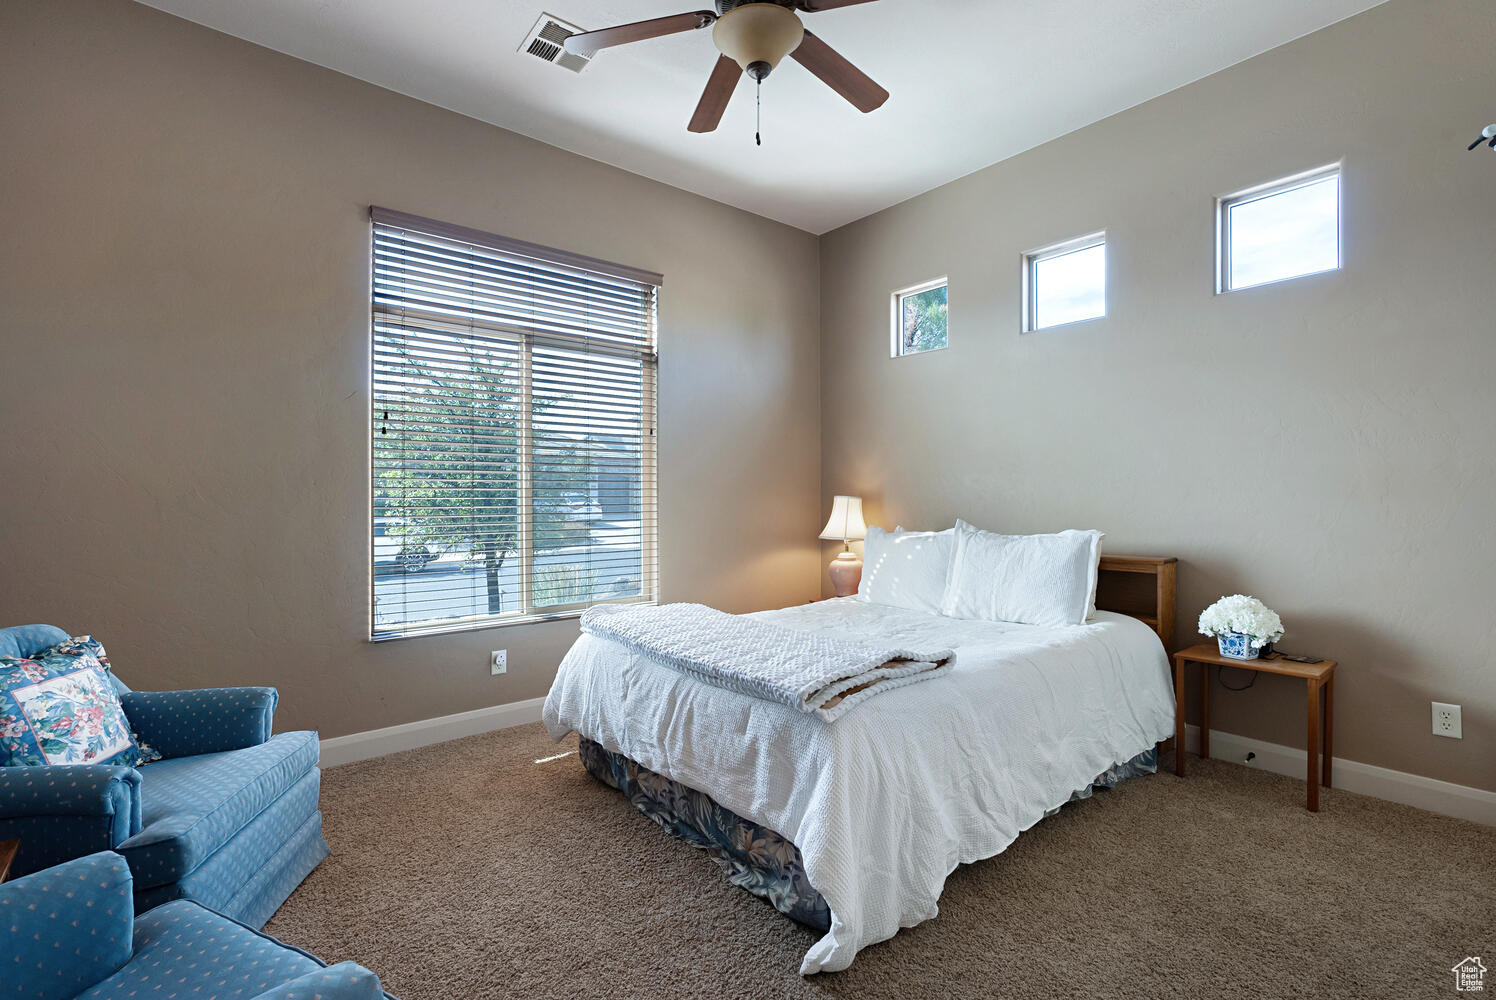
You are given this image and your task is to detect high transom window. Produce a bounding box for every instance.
[1218,165,1341,293]
[370,208,659,639]
[891,277,949,357]
[1023,232,1107,332]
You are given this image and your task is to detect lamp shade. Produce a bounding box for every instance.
[713,3,804,76]
[819,495,867,542]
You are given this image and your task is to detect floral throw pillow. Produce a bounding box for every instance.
[0,636,160,768]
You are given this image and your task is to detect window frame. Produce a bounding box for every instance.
[1216,163,1342,294]
[367,208,660,641]
[889,276,950,358]
[1021,231,1107,334]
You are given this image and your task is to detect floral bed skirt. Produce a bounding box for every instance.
[578,738,1159,932]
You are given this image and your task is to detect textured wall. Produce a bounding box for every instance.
[819,0,1496,791]
[0,0,821,738]
[4,0,1493,795]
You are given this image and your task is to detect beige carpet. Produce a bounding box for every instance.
[265,723,1493,999]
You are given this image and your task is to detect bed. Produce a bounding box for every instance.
[542,553,1178,974]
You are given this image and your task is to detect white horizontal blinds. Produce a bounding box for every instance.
[530,342,657,609]
[371,208,659,638]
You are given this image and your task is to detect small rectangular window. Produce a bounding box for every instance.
[891,277,948,357]
[1023,233,1106,332]
[1219,165,1340,293]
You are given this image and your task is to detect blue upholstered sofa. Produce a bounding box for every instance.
[0,852,390,999]
[0,624,328,928]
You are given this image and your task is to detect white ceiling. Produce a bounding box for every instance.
[135,0,1385,234]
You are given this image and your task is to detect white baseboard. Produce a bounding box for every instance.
[1183,724,1496,826]
[319,696,546,768]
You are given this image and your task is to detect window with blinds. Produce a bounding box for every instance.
[369,207,659,639]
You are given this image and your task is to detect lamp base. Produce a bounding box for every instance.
[828,551,862,598]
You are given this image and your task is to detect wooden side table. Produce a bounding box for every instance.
[0,838,18,883]
[1172,644,1337,812]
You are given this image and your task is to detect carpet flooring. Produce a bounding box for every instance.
[265,723,1494,999]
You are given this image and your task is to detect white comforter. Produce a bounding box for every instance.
[542,598,1175,974]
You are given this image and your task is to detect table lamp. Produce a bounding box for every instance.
[819,495,867,597]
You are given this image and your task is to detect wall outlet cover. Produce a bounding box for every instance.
[1432,701,1461,739]
[491,650,507,676]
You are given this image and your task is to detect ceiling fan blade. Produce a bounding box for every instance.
[790,31,889,114]
[563,11,715,56]
[795,0,880,10]
[688,55,741,133]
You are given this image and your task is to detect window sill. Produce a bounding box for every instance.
[890,343,950,359]
[1023,313,1107,334]
[370,600,655,642]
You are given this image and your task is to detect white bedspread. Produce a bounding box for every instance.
[542,598,1175,975]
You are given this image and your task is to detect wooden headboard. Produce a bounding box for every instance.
[1096,556,1177,650]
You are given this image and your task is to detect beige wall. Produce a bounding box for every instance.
[820,0,1496,792]
[0,0,821,738]
[3,0,1492,793]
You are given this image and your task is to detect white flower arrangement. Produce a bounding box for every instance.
[1198,595,1284,649]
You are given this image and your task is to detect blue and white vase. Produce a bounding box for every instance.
[1216,631,1259,660]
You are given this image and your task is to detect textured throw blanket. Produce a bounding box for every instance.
[579,603,954,721]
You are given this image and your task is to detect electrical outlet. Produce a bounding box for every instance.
[490,650,507,676]
[1432,702,1462,739]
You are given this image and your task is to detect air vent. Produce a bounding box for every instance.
[519,13,591,73]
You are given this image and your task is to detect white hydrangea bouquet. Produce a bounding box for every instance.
[1198,595,1284,660]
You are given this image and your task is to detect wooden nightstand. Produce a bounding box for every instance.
[1172,644,1337,812]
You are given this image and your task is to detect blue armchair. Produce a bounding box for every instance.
[0,852,391,1000]
[0,625,329,928]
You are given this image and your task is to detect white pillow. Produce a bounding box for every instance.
[857,525,954,614]
[940,520,1103,627]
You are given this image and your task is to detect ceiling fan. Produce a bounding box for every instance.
[562,1,888,139]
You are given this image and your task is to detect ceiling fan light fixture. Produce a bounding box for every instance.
[713,3,804,81]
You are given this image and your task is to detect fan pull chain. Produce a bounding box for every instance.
[755,77,762,147]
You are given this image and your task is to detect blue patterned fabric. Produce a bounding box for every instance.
[219,808,330,930]
[0,637,157,768]
[0,852,134,999]
[0,627,127,697]
[76,900,392,1000]
[0,624,329,925]
[0,765,142,876]
[579,738,831,930]
[579,739,1160,930]
[248,963,387,1000]
[0,624,70,659]
[0,855,391,1000]
[121,687,278,759]
[78,900,320,998]
[0,763,142,823]
[132,768,326,920]
[119,730,320,891]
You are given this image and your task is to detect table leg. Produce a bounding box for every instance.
[1174,657,1187,777]
[1200,663,1211,761]
[1306,678,1321,812]
[1323,671,1334,788]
